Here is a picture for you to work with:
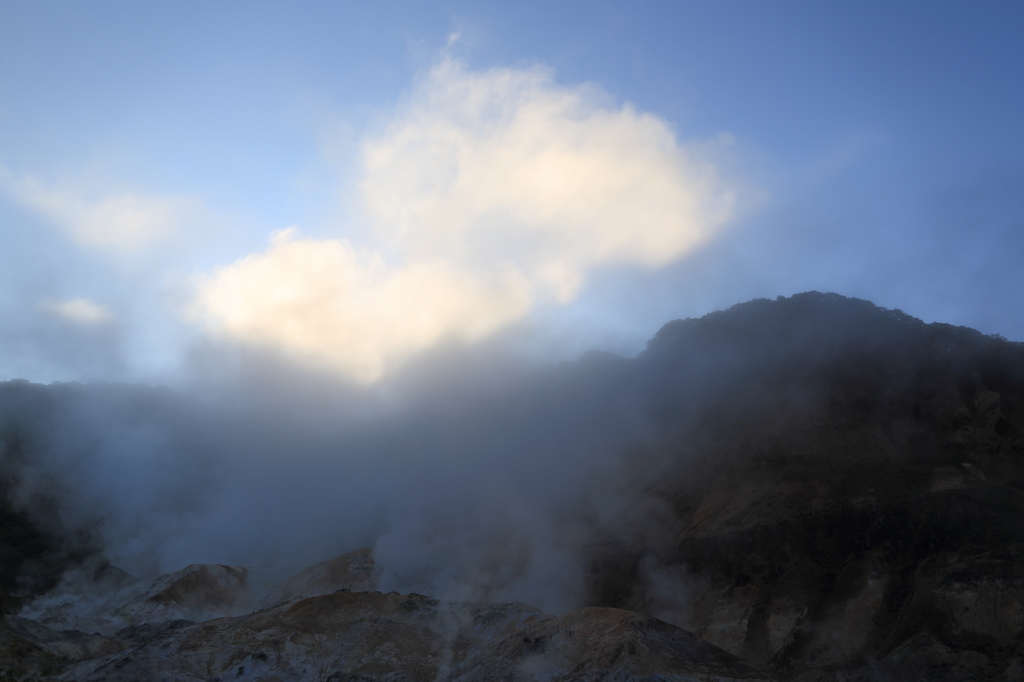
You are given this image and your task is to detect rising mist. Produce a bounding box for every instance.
[2,292,1021,621]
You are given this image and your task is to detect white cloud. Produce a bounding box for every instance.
[361,59,734,301]
[195,60,736,382]
[0,165,199,252]
[41,298,114,325]
[194,228,532,383]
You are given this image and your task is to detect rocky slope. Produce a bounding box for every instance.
[15,548,379,637]
[580,293,1024,680]
[2,292,1023,680]
[3,552,771,682]
[43,592,772,682]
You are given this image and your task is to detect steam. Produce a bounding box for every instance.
[0,341,662,614]
[3,292,1003,619]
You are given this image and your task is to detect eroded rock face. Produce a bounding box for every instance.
[51,591,774,682]
[581,293,1024,681]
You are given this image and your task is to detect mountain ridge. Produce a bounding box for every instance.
[2,291,1023,680]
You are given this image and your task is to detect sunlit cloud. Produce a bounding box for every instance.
[194,228,532,382]
[363,59,734,300]
[195,59,736,382]
[0,164,200,252]
[40,298,115,325]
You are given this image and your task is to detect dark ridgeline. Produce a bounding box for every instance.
[1,291,1022,681]
[585,292,1024,681]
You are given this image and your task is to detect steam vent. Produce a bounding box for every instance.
[3,293,1024,681]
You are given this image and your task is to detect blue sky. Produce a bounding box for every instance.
[2,1,1022,384]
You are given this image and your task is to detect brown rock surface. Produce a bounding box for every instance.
[52,591,774,682]
[269,548,377,605]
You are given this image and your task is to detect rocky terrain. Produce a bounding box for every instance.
[2,550,770,681]
[580,293,1024,680]
[2,292,1023,680]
